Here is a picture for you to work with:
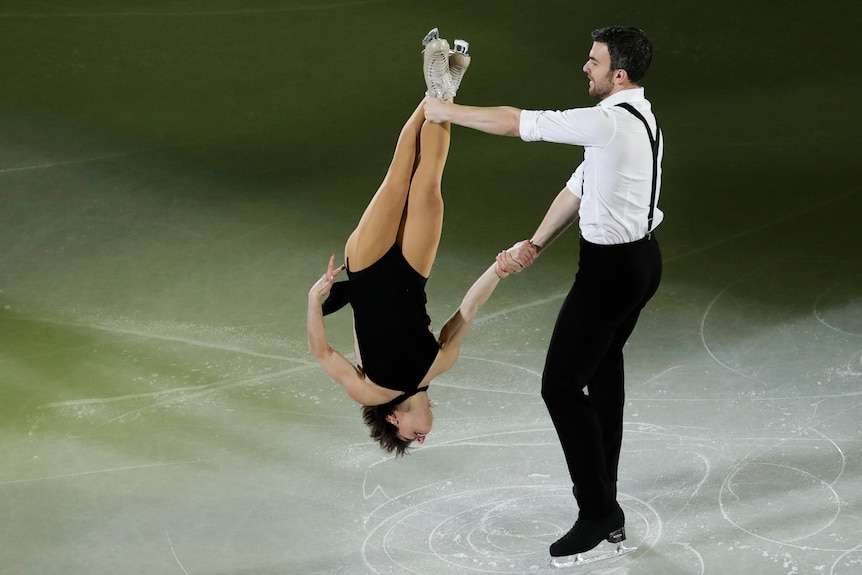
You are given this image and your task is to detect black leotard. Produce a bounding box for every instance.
[322,244,440,394]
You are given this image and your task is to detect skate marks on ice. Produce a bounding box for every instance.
[361,482,659,575]
[353,248,862,575]
[16,311,314,433]
[356,355,656,573]
[698,259,862,394]
[689,254,862,572]
[0,149,149,174]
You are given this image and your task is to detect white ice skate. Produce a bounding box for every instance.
[448,39,471,99]
[421,27,454,100]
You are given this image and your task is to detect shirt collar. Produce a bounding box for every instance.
[598,87,645,108]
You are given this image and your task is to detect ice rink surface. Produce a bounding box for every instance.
[1,1,861,574]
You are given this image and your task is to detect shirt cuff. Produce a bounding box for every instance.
[519,109,540,142]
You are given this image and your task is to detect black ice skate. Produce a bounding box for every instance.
[549,504,635,566]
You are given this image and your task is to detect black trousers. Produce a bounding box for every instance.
[541,234,662,519]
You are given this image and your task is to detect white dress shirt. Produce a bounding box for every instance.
[519,87,663,245]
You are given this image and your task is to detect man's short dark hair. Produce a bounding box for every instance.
[591,26,653,84]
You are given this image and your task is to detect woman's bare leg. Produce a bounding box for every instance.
[344,101,426,271]
[398,119,450,277]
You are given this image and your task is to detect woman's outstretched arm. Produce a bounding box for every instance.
[431,243,525,374]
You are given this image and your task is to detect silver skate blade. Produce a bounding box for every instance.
[452,39,469,54]
[421,27,440,46]
[549,543,637,568]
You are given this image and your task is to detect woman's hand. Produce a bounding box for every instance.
[309,254,346,299]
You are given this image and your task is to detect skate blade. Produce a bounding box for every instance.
[421,27,440,46]
[549,543,637,568]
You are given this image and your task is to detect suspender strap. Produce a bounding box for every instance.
[615,102,661,234]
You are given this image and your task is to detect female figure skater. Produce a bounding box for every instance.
[307,31,522,456]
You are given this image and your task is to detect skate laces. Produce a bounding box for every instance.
[424,40,453,100]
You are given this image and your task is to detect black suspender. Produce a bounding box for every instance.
[615,102,661,235]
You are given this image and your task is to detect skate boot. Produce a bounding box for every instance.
[421,28,453,100]
[549,504,626,557]
[448,39,471,99]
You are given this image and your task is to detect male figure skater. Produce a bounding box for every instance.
[425,26,663,558]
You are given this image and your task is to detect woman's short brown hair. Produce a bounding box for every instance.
[362,404,411,457]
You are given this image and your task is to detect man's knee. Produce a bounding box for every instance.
[541,372,584,404]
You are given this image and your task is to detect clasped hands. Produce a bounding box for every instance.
[495,240,538,278]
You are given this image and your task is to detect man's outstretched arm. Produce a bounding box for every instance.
[424,97,522,137]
